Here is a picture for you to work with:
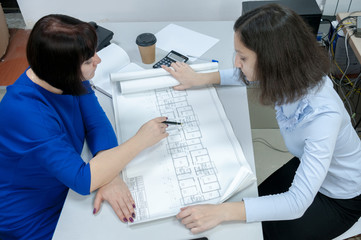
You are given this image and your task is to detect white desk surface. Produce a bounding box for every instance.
[52,21,263,240]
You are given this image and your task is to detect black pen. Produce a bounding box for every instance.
[163,120,182,125]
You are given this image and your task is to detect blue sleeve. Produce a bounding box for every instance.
[31,134,91,195]
[219,68,245,86]
[79,81,118,155]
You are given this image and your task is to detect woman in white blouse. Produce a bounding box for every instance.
[163,3,361,240]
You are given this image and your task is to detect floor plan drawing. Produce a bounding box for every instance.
[156,88,222,205]
[112,65,256,224]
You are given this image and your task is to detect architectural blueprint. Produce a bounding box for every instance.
[111,65,256,224]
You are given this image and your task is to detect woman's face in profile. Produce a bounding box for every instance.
[233,33,257,82]
[81,53,101,80]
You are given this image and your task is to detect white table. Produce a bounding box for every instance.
[52,21,263,240]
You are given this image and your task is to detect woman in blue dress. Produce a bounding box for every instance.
[0,14,169,240]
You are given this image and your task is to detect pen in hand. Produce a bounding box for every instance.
[163,120,182,125]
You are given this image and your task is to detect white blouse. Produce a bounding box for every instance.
[220,69,361,222]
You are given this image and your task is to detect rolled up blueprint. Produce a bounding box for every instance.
[110,62,218,94]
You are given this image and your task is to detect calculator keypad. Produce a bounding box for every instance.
[153,57,176,68]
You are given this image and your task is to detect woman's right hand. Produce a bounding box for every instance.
[135,116,169,149]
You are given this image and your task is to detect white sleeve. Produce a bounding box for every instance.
[219,68,245,86]
[243,110,342,222]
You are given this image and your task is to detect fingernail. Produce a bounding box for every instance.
[132,212,136,218]
[129,217,134,223]
[123,217,128,222]
[166,117,168,119]
[93,208,96,214]
[132,203,136,208]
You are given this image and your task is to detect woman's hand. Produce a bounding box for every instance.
[134,116,169,150]
[93,175,136,223]
[162,62,221,90]
[162,62,201,90]
[176,202,246,234]
[176,204,224,234]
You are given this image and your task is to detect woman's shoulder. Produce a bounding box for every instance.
[276,76,343,131]
[307,76,344,112]
[1,79,64,138]
[4,78,49,114]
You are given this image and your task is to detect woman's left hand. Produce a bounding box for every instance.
[162,62,199,90]
[93,175,136,223]
[176,204,224,234]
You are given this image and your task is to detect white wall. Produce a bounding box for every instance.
[18,0,361,28]
[18,0,244,28]
[323,0,361,16]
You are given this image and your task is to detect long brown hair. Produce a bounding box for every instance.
[234,4,330,105]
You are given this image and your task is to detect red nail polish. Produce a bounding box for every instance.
[123,217,128,222]
[132,204,136,208]
[129,217,134,223]
[93,208,96,214]
[132,213,136,218]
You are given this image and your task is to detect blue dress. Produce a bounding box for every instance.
[0,71,118,240]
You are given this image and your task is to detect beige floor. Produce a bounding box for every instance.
[251,129,292,185]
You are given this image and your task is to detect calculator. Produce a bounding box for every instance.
[153,50,189,68]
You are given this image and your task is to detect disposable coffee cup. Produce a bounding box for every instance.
[136,33,157,64]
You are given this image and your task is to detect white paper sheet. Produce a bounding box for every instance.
[155,24,219,60]
[90,43,143,95]
[111,66,256,224]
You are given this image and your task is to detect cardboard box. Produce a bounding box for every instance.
[0,3,9,59]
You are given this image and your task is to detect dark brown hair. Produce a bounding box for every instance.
[234,4,330,105]
[27,14,97,95]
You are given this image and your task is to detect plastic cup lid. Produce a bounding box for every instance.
[136,33,157,47]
